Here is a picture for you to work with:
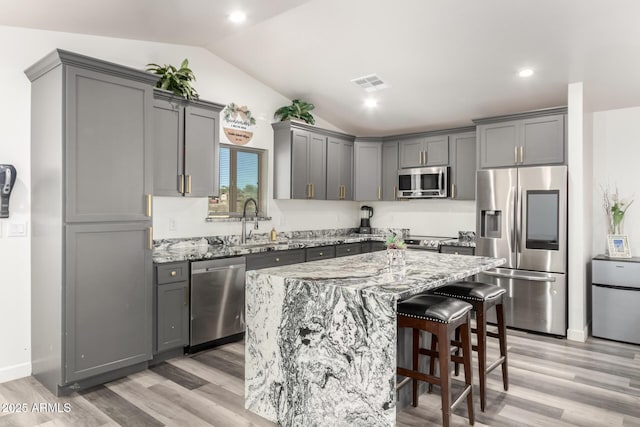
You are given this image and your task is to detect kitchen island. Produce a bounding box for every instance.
[245,250,505,426]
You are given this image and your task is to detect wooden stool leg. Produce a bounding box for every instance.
[460,313,475,425]
[438,324,451,427]
[496,301,509,391]
[412,328,420,407]
[476,302,487,412]
[428,334,437,393]
[454,327,461,376]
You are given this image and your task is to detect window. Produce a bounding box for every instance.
[208,145,267,217]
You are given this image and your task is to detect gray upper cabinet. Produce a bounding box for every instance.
[381,142,399,201]
[475,108,566,169]
[273,121,354,200]
[354,139,382,201]
[399,135,449,168]
[327,137,354,200]
[65,223,152,382]
[65,66,153,222]
[26,49,157,395]
[449,131,476,200]
[153,90,223,197]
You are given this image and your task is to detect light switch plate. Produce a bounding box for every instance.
[8,221,27,237]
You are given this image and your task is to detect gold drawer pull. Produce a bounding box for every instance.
[146,194,152,217]
[170,271,177,277]
[319,252,324,256]
[275,257,280,262]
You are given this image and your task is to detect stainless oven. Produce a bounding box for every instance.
[397,166,449,199]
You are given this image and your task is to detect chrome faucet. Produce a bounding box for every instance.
[241,198,259,244]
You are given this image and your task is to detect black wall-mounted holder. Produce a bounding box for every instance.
[0,164,17,218]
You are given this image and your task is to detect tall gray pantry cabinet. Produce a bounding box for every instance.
[26,50,158,395]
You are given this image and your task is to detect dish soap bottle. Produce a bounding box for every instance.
[270,227,277,241]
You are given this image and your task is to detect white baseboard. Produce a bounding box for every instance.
[0,362,31,384]
[567,324,590,342]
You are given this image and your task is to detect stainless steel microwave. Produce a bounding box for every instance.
[397,166,449,199]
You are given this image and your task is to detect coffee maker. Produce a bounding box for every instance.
[0,164,16,218]
[359,205,373,234]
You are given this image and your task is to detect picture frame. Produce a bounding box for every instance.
[607,234,632,258]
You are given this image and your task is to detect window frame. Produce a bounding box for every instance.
[208,144,267,218]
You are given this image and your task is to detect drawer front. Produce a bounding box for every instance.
[593,259,640,288]
[371,241,387,252]
[335,243,362,258]
[306,245,336,262]
[246,249,306,270]
[360,241,372,253]
[439,245,475,256]
[156,262,189,284]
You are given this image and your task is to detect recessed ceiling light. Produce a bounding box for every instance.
[364,98,378,108]
[229,11,246,23]
[519,68,534,78]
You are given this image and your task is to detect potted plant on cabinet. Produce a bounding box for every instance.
[146,59,199,100]
[273,99,316,124]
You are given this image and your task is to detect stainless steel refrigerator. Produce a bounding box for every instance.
[476,165,567,336]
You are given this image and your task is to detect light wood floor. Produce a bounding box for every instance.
[1,329,639,426]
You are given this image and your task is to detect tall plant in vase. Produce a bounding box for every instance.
[602,186,633,235]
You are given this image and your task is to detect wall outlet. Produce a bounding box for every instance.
[169,217,177,231]
[8,221,27,237]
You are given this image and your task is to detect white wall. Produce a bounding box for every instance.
[592,106,640,255]
[364,200,476,237]
[0,24,360,383]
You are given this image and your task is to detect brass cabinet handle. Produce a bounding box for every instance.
[148,227,153,250]
[186,175,192,194]
[420,151,424,165]
[179,174,185,194]
[346,248,351,252]
[319,252,324,256]
[514,146,518,163]
[170,271,177,277]
[312,183,315,198]
[451,184,455,199]
[424,150,428,165]
[146,194,152,217]
[378,186,382,200]
[184,287,188,305]
[275,257,280,262]
[520,146,524,163]
[393,185,397,201]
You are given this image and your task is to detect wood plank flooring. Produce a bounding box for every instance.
[1,329,639,426]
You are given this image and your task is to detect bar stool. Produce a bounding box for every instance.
[396,294,475,427]
[430,281,508,411]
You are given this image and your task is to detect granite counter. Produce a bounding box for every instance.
[244,250,504,426]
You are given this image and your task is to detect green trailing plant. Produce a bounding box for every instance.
[385,235,406,249]
[273,99,315,124]
[146,59,199,100]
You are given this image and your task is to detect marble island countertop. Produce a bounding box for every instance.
[245,250,505,426]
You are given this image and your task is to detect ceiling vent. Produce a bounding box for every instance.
[351,74,388,92]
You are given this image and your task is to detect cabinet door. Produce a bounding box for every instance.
[478,122,518,168]
[157,282,189,353]
[398,138,424,168]
[520,115,565,166]
[425,136,449,166]
[308,132,327,200]
[184,105,219,197]
[65,223,152,382]
[382,142,399,201]
[451,132,476,200]
[291,130,311,199]
[153,99,184,196]
[65,67,153,222]
[354,141,382,201]
[326,137,342,200]
[341,140,354,200]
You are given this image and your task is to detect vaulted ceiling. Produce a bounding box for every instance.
[2,0,640,135]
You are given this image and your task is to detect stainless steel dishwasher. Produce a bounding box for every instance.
[190,257,246,346]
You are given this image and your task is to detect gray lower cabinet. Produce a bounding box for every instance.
[398,135,449,168]
[246,249,307,270]
[155,263,189,354]
[439,245,475,256]
[450,131,476,200]
[354,139,383,201]
[306,245,336,262]
[153,90,224,197]
[382,142,399,201]
[371,241,387,252]
[475,109,566,168]
[26,49,157,395]
[327,137,354,200]
[335,243,362,257]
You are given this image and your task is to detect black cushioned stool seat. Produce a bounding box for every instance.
[396,294,475,427]
[431,281,509,412]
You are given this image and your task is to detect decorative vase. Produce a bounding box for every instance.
[387,248,406,267]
